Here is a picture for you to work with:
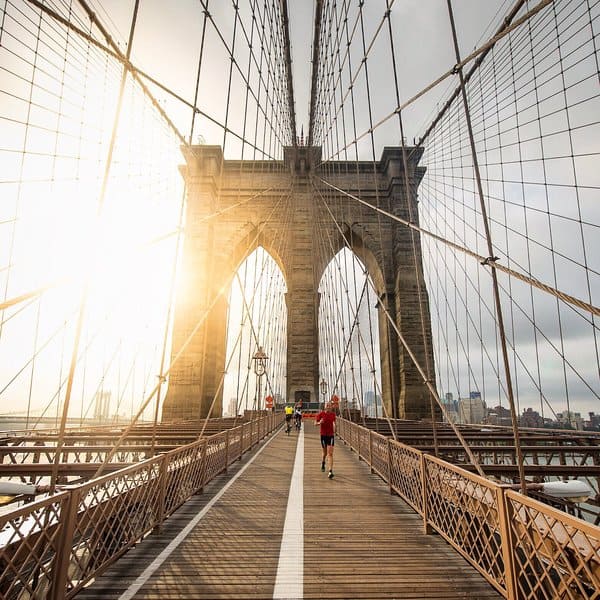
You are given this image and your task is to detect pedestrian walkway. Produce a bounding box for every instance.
[80,425,501,599]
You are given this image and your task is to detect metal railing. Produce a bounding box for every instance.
[338,418,600,600]
[0,413,281,599]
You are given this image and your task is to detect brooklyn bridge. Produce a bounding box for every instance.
[0,0,599,598]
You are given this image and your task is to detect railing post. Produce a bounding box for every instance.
[155,454,169,530]
[496,486,518,600]
[387,438,393,494]
[369,431,374,473]
[49,489,80,600]
[420,453,432,534]
[224,429,229,473]
[197,439,208,494]
[240,422,245,458]
[358,427,362,460]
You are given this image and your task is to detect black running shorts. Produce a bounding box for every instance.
[320,435,335,447]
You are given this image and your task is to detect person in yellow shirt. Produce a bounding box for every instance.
[284,404,293,434]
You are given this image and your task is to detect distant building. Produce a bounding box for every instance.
[363,391,380,417]
[556,411,584,430]
[444,407,459,423]
[94,390,111,421]
[519,407,544,428]
[487,404,512,427]
[227,398,238,417]
[442,392,458,423]
[458,391,485,424]
[587,412,600,429]
[585,412,600,430]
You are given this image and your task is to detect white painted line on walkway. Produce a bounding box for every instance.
[273,427,304,599]
[118,430,281,600]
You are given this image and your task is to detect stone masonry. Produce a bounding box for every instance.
[161,145,437,421]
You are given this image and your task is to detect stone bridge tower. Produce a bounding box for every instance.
[161,145,436,421]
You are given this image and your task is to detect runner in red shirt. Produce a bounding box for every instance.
[315,402,336,479]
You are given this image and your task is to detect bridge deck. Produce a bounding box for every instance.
[80,426,501,599]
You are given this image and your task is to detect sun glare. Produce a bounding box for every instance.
[0,15,184,424]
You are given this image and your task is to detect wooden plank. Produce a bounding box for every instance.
[80,427,502,599]
[79,430,294,599]
[303,429,501,599]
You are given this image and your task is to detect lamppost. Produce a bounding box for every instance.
[252,346,269,411]
[319,378,328,410]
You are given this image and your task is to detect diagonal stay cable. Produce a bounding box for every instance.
[24,0,185,144]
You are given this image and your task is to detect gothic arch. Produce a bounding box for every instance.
[315,218,398,298]
[221,222,288,291]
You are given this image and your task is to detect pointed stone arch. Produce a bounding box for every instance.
[223,222,288,290]
[222,243,287,415]
[315,222,386,297]
[317,246,381,410]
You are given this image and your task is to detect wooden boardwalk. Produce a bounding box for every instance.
[79,426,502,599]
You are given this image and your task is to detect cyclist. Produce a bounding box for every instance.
[294,406,302,431]
[284,404,293,434]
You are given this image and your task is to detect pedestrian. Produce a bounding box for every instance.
[315,401,336,478]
